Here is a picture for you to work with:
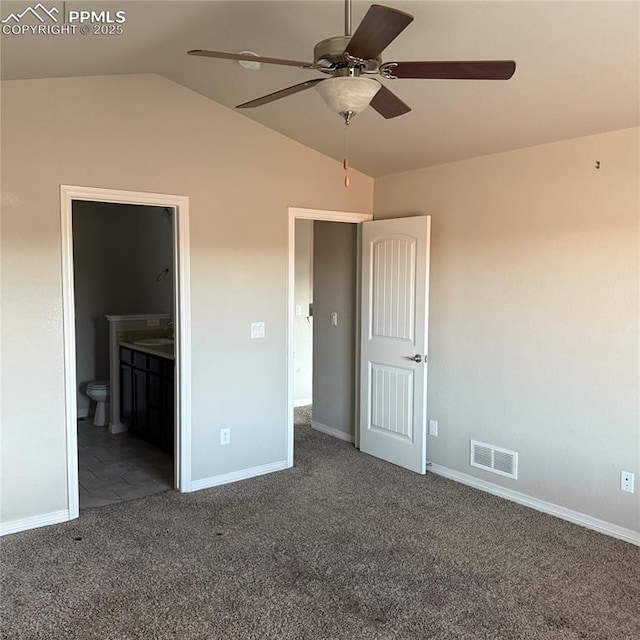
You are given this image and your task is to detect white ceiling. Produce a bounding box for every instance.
[2,1,638,176]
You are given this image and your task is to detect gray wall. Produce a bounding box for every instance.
[375,127,639,532]
[312,221,357,438]
[72,202,173,415]
[294,219,313,405]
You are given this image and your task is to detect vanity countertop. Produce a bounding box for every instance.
[119,341,175,361]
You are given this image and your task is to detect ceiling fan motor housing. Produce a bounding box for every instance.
[313,36,381,74]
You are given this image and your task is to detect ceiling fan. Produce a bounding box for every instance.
[188,1,516,125]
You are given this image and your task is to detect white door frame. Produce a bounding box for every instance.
[61,185,192,520]
[286,207,373,466]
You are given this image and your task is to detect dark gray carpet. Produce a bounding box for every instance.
[294,404,312,427]
[2,423,639,640]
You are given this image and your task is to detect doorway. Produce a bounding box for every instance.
[287,208,373,466]
[61,186,192,520]
[73,201,175,508]
[288,208,431,475]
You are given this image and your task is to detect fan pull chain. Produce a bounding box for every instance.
[343,122,350,188]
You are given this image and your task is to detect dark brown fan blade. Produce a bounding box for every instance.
[386,60,516,80]
[188,50,314,69]
[370,84,411,119]
[346,5,414,61]
[237,79,325,109]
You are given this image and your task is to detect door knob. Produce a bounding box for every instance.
[406,354,422,363]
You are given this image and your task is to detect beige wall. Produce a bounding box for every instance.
[375,128,639,531]
[312,221,357,438]
[2,72,637,536]
[0,74,373,524]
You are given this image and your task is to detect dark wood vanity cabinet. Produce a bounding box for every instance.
[120,358,134,427]
[120,347,174,454]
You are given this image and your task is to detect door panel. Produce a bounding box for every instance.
[371,237,416,341]
[360,216,430,474]
[120,362,133,427]
[370,363,414,440]
[133,369,148,437]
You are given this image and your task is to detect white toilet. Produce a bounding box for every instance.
[86,381,110,427]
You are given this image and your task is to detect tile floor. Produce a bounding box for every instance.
[77,419,173,510]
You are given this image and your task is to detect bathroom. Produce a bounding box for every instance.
[73,201,176,509]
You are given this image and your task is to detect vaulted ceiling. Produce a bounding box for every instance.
[2,1,638,176]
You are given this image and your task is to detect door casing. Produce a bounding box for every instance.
[60,185,193,520]
[286,207,373,466]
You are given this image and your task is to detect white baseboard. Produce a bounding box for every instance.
[0,510,72,537]
[311,420,354,444]
[428,463,640,546]
[294,398,313,408]
[190,460,289,492]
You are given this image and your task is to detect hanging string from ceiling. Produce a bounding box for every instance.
[343,122,350,188]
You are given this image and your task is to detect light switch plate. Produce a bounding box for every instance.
[429,420,438,436]
[330,311,338,326]
[251,322,265,339]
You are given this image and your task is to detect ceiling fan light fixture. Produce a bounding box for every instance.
[189,2,516,123]
[315,76,381,122]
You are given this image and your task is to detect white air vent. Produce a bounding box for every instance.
[470,440,518,479]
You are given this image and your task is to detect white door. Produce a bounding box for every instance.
[359,216,430,473]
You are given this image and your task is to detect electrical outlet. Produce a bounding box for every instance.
[330,311,338,326]
[429,420,438,437]
[220,428,230,446]
[621,471,635,493]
